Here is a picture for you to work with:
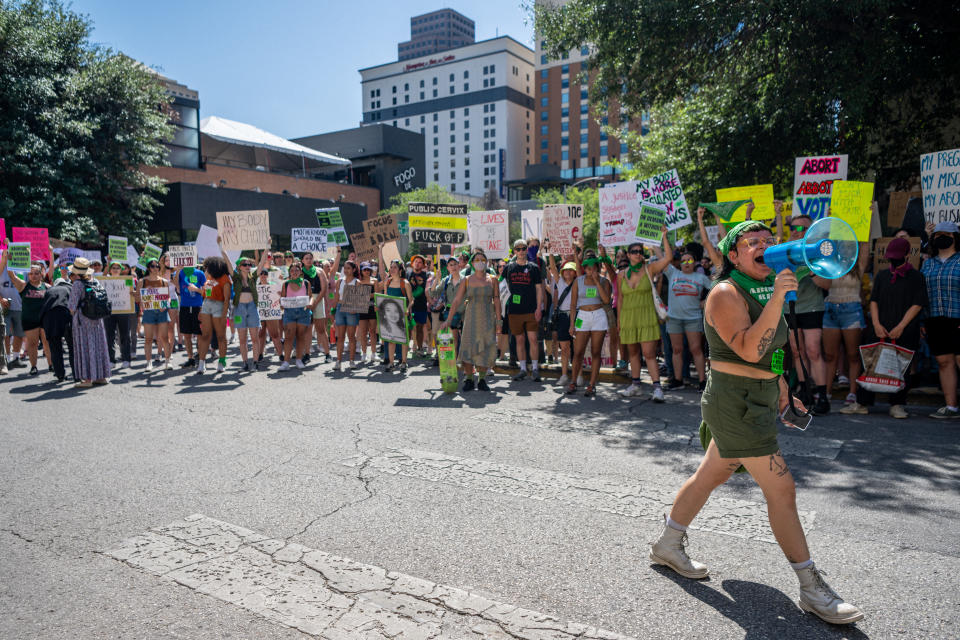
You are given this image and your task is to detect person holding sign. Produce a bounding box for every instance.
[256,268,283,361]
[224,241,270,372]
[440,251,500,392]
[105,261,136,369]
[921,221,960,419]
[0,251,50,376]
[378,251,413,372]
[196,254,232,375]
[278,261,314,372]
[331,260,362,371]
[159,254,181,355]
[177,264,206,369]
[357,262,379,365]
[301,251,331,364]
[663,251,713,391]
[136,259,172,372]
[617,231,673,400]
[650,220,863,625]
[564,249,612,397]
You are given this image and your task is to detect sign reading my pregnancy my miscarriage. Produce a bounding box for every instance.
[920,148,960,224]
[793,154,848,221]
[216,210,270,251]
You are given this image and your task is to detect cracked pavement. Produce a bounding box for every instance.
[2,359,960,638]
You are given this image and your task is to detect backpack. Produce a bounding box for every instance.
[81,281,112,320]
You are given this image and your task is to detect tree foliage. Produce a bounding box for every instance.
[535,0,960,199]
[379,183,476,216]
[0,0,174,245]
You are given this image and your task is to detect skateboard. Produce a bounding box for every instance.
[438,328,458,393]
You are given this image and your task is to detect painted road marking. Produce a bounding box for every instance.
[343,449,815,544]
[105,514,632,640]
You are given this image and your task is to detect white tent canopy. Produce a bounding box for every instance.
[200,116,351,169]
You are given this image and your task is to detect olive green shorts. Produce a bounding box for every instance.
[700,370,780,459]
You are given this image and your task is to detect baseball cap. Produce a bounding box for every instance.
[933,221,959,234]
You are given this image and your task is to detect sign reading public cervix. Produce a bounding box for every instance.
[407,202,469,245]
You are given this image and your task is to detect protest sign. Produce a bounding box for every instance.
[542,204,583,254]
[920,148,960,224]
[830,181,874,241]
[521,209,543,241]
[256,282,283,320]
[362,214,401,246]
[582,334,614,369]
[316,207,349,246]
[793,155,848,220]
[216,210,270,251]
[599,181,640,246]
[375,294,408,345]
[291,228,328,253]
[8,242,31,271]
[468,210,509,259]
[81,250,101,265]
[704,224,722,247]
[108,235,127,262]
[887,191,922,229]
[280,296,309,309]
[137,242,162,270]
[195,224,220,259]
[99,276,135,314]
[635,203,666,246]
[716,184,775,221]
[873,237,922,274]
[12,227,51,262]
[349,232,379,263]
[635,169,691,230]
[139,286,170,311]
[340,283,373,314]
[0,218,6,250]
[167,245,197,268]
[407,202,469,245]
[126,245,140,268]
[57,247,83,267]
[381,241,402,266]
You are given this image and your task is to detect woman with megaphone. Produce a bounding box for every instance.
[649,220,864,625]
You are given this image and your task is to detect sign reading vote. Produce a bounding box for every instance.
[542,204,584,254]
[793,154,848,221]
[216,210,270,251]
[920,148,960,224]
[635,169,691,230]
[291,228,328,253]
[407,202,468,245]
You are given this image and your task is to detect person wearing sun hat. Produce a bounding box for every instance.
[547,257,578,387]
[65,257,111,387]
[649,219,863,625]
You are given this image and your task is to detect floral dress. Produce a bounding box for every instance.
[457,276,498,367]
[68,279,111,380]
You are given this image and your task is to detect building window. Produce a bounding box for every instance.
[489,64,495,73]
[541,140,548,149]
[450,134,455,142]
[489,77,495,86]
[581,89,589,100]
[580,133,588,144]
[433,150,438,158]
[450,86,454,94]
[450,146,455,155]
[432,77,437,85]
[404,82,409,91]
[541,97,548,107]
[432,89,438,97]
[562,93,569,104]
[450,122,455,131]
[464,120,470,128]
[392,97,397,105]
[433,125,438,133]
[464,145,470,153]
[580,118,588,129]
[581,103,589,114]
[405,117,410,125]
[420,92,425,100]
[562,78,569,89]
[490,128,495,137]
[483,116,489,125]
[434,173,439,181]
[451,183,456,191]
[420,79,425,88]
[562,64,569,74]
[540,125,548,135]
[600,144,607,156]
[562,122,569,132]
[581,45,589,55]
[561,136,569,146]
[540,111,548,121]
[483,65,488,74]
[433,137,438,145]
[464,83,469,91]
[464,169,470,178]
[464,182,470,191]
[421,115,426,123]
[434,161,439,169]
[483,79,488,88]
[450,158,456,167]
[370,89,375,98]
[540,54,547,64]
[463,70,469,78]
[621,143,629,154]
[463,107,469,115]
[421,127,425,134]
[392,85,397,93]
[450,171,456,180]
[561,107,569,118]
[464,132,469,141]
[449,73,454,81]
[433,113,438,121]
[541,153,548,163]
[541,82,548,93]
[404,95,409,103]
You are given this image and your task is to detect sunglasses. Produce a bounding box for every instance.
[628,249,643,255]
[514,246,527,251]
[738,237,778,249]
[791,225,809,232]
[681,259,695,265]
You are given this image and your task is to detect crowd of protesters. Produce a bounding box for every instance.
[0,198,957,418]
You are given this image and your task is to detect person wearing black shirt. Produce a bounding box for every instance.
[503,239,544,381]
[408,255,431,356]
[40,276,75,382]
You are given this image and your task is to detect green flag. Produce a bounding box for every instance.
[699,200,752,221]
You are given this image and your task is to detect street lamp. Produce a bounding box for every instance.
[563,176,605,202]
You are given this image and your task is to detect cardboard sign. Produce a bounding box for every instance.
[316,207,349,246]
[716,184,776,220]
[381,241,402,266]
[108,235,127,262]
[11,227,50,262]
[349,231,379,264]
[920,148,960,224]
[168,245,197,269]
[635,203,666,246]
[831,181,874,241]
[793,155,848,221]
[887,191,922,229]
[339,282,372,314]
[100,276,135,314]
[468,209,509,259]
[375,293,408,345]
[256,282,283,320]
[542,204,584,254]
[0,218,6,250]
[521,209,543,241]
[216,210,270,251]
[291,228,328,253]
[140,286,170,311]
[873,237,922,274]
[407,202,469,245]
[8,242,31,271]
[599,181,640,246]
[635,169,691,230]
[362,214,401,245]
[137,242,162,270]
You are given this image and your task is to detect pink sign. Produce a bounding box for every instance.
[0,218,6,250]
[12,227,51,262]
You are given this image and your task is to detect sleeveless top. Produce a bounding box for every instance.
[576,274,603,308]
[705,278,788,372]
[285,281,308,298]
[825,272,860,304]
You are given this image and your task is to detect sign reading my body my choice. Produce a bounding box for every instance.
[407,202,468,245]
[216,210,270,251]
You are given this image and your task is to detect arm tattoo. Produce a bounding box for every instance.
[757,327,775,357]
[769,450,790,477]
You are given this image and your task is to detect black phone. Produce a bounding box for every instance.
[780,405,813,431]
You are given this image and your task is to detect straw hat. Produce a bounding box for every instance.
[68,257,91,279]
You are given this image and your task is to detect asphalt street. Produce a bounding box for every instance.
[2,350,959,639]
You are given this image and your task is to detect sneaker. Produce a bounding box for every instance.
[302,354,311,364]
[165,360,173,371]
[839,402,868,415]
[0,365,6,376]
[296,359,305,370]
[618,384,643,398]
[795,563,864,624]
[462,377,475,392]
[333,361,342,371]
[181,358,195,369]
[556,374,570,387]
[844,392,857,404]
[512,370,527,381]
[29,366,38,376]
[216,360,225,373]
[929,406,960,419]
[323,353,331,363]
[349,360,359,369]
[666,378,684,390]
[813,395,831,415]
[836,374,850,387]
[477,378,490,392]
[251,361,259,372]
[196,360,206,375]
[889,404,908,419]
[531,370,541,382]
[279,361,291,372]
[8,357,24,369]
[145,362,154,373]
[649,516,709,579]
[565,383,577,395]
[384,362,394,372]
[399,362,408,372]
[652,386,665,403]
[576,374,585,387]
[583,385,596,397]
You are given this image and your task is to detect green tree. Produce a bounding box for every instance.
[535,0,960,198]
[0,0,173,246]
[532,186,600,250]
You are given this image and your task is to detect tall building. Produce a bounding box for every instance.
[398,9,475,61]
[360,36,535,198]
[150,71,201,169]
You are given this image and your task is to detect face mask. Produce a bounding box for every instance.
[527,246,539,261]
[473,261,487,272]
[933,236,954,250]
[888,257,906,267]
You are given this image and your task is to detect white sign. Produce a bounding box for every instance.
[291,228,328,253]
[100,276,135,314]
[195,223,239,264]
[256,282,282,320]
[635,169,691,231]
[468,210,509,259]
[598,181,640,247]
[792,154,848,221]
[168,245,197,269]
[280,296,309,309]
[542,204,583,255]
[920,148,960,224]
[704,225,721,247]
[80,250,102,265]
[520,209,542,241]
[125,245,139,268]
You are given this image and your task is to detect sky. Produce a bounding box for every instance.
[73,0,535,140]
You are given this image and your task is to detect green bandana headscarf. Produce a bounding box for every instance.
[716,221,772,256]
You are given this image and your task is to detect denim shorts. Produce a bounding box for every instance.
[142,309,170,325]
[823,301,865,330]
[232,301,261,329]
[201,298,225,318]
[283,307,313,326]
[335,308,360,327]
[666,316,704,335]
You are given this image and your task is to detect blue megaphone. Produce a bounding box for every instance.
[762,217,859,302]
